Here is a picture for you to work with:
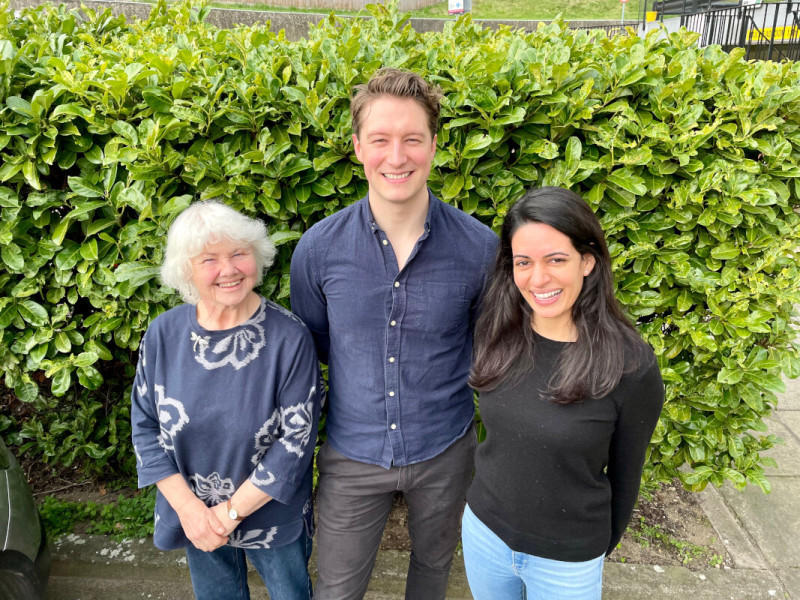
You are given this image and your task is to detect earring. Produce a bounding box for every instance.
[584,271,588,275]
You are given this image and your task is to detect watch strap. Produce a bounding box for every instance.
[227,498,245,521]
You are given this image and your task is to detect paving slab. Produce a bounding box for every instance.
[50,534,188,570]
[697,485,768,570]
[368,550,472,599]
[778,376,800,411]
[759,418,800,477]
[46,535,472,600]
[717,478,800,569]
[46,536,253,600]
[48,532,790,600]
[47,570,201,600]
[602,563,784,599]
[775,410,800,441]
[777,567,800,599]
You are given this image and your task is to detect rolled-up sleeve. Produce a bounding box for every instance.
[130,333,180,489]
[248,329,322,504]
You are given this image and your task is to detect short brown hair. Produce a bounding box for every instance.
[350,68,443,139]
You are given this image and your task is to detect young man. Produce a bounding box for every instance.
[290,68,498,600]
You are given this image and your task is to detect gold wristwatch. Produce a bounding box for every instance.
[227,499,245,521]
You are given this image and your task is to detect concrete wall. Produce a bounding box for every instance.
[9,0,639,40]
[211,0,441,12]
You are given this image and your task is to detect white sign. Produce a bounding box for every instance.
[449,0,464,14]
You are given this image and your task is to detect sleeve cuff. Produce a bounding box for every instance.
[137,461,180,489]
[248,465,301,505]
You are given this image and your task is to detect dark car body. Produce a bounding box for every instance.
[0,436,50,599]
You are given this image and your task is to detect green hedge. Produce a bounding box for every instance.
[1,0,799,491]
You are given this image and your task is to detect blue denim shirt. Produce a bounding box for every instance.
[290,190,498,468]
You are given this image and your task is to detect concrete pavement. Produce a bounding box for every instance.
[690,372,800,600]
[45,375,800,600]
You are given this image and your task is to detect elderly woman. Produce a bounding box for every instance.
[462,187,664,599]
[131,200,321,600]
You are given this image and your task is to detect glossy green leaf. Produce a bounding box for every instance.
[114,262,161,287]
[143,87,173,113]
[1,244,24,271]
[51,367,71,396]
[68,177,104,199]
[269,230,303,246]
[0,300,17,328]
[18,300,48,327]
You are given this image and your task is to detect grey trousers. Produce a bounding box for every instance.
[313,426,478,600]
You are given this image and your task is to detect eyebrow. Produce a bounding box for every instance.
[196,247,246,257]
[512,251,570,259]
[365,130,426,138]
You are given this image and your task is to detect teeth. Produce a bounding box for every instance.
[383,172,411,180]
[217,281,240,288]
[534,290,561,300]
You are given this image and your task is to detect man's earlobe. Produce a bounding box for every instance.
[353,133,362,162]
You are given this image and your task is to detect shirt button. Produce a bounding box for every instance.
[390,423,397,430]
[394,282,399,288]
[389,357,395,363]
[390,320,396,326]
[382,239,388,246]
[389,391,395,397]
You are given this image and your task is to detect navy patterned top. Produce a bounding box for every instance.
[131,297,322,551]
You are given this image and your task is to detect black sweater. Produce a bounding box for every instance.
[467,333,664,562]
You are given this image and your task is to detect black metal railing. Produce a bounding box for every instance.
[651,0,737,16]
[646,1,800,61]
[676,1,800,61]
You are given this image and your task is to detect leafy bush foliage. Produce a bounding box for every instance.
[39,488,156,540]
[1,0,799,492]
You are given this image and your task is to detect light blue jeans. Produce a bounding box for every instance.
[184,531,313,600]
[461,504,604,600]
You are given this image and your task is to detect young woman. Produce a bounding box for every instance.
[463,187,664,599]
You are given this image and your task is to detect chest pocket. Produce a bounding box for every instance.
[408,281,468,335]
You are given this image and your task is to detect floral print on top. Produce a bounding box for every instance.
[131,297,323,551]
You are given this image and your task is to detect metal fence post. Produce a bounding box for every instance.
[767,3,780,60]
[738,6,749,53]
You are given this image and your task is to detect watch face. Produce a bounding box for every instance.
[228,508,238,520]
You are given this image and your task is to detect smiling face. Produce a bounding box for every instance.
[511,222,596,341]
[191,239,259,312]
[352,95,437,210]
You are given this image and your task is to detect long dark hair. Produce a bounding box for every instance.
[469,187,646,404]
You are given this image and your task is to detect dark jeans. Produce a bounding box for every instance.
[185,531,313,600]
[314,426,477,600]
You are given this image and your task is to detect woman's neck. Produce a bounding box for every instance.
[196,292,260,331]
[531,316,577,343]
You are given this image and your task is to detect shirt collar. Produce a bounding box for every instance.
[363,188,437,237]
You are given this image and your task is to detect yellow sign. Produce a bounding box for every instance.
[747,25,800,42]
